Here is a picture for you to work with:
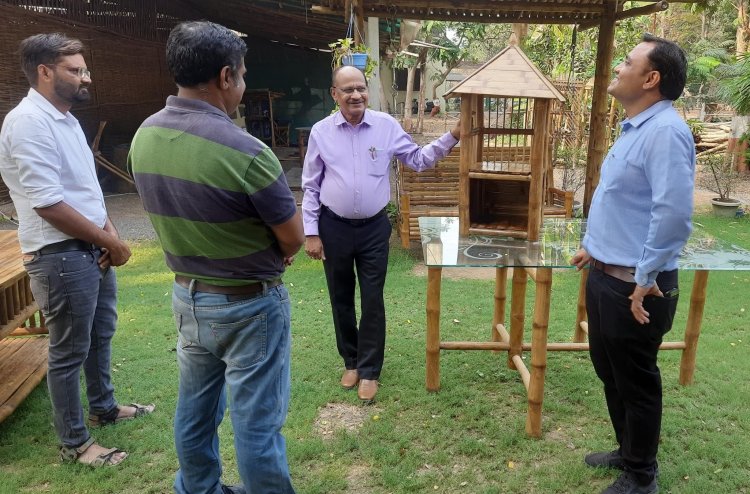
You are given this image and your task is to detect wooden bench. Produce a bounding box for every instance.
[0,231,48,423]
[398,149,460,248]
[544,186,574,218]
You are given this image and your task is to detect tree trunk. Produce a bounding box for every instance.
[403,65,417,131]
[737,0,749,55]
[416,48,428,133]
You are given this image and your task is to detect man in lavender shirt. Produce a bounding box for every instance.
[301,66,460,402]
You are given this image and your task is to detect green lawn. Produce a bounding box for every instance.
[0,214,748,493]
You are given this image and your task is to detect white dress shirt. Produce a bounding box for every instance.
[0,88,106,253]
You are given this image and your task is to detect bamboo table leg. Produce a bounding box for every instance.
[492,267,508,350]
[573,268,589,343]
[508,267,527,368]
[679,270,709,385]
[426,266,443,391]
[526,267,552,438]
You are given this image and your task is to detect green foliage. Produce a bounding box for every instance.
[716,54,750,115]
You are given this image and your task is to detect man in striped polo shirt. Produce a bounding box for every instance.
[129,21,303,494]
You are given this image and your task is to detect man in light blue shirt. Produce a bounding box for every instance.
[571,34,695,494]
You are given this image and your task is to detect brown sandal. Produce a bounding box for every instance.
[88,402,155,427]
[60,437,128,467]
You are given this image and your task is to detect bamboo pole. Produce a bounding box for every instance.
[526,267,552,438]
[492,267,509,350]
[458,95,474,235]
[438,340,684,352]
[426,267,443,391]
[579,320,589,335]
[512,354,531,391]
[574,268,589,342]
[583,4,616,215]
[527,99,549,241]
[509,267,527,369]
[680,270,709,385]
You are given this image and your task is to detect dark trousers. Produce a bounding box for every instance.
[319,211,391,380]
[586,268,679,484]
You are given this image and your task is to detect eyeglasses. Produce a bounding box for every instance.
[333,86,368,95]
[44,64,91,79]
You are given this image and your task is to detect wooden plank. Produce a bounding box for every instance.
[0,336,49,423]
[0,303,40,340]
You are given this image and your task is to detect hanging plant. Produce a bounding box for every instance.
[329,37,377,79]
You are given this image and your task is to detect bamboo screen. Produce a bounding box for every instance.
[477,96,533,175]
[0,3,179,203]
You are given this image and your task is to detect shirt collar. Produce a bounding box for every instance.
[27,88,70,121]
[333,108,371,127]
[165,95,233,123]
[620,99,673,131]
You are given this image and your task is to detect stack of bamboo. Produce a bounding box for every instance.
[696,122,730,157]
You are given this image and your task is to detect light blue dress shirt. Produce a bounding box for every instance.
[582,99,696,287]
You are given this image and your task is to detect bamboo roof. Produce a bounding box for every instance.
[1,0,697,50]
[446,39,565,101]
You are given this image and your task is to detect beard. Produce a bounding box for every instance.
[54,78,90,105]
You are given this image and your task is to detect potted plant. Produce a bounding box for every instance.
[698,152,742,217]
[329,38,377,78]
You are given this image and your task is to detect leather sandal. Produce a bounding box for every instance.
[88,402,155,427]
[59,436,128,467]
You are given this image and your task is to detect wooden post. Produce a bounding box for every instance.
[458,95,475,235]
[426,267,443,391]
[680,270,709,385]
[508,267,527,369]
[574,268,589,343]
[583,4,616,216]
[354,0,365,45]
[492,267,509,350]
[528,99,549,241]
[526,267,552,438]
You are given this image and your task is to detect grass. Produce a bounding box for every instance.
[1,214,749,493]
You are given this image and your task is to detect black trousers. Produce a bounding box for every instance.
[586,268,679,484]
[319,210,391,380]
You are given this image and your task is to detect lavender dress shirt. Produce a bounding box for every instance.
[301,109,458,236]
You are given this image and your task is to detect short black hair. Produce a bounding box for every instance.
[641,33,687,101]
[166,21,247,87]
[19,33,84,86]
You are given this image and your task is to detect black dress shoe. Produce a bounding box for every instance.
[585,450,625,470]
[601,471,658,494]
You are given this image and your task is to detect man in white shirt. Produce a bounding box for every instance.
[0,33,153,467]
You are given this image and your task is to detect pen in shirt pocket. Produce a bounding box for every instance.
[368,146,385,160]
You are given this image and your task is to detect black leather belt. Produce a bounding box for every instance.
[591,258,636,283]
[175,275,282,296]
[37,239,96,255]
[321,204,386,227]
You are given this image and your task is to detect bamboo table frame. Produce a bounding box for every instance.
[419,217,750,438]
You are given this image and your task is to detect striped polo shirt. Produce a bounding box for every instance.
[128,96,297,286]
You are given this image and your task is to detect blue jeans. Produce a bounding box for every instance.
[23,248,119,448]
[172,281,296,494]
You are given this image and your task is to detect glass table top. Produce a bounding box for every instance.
[418,217,750,270]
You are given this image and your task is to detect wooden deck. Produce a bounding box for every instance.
[0,231,48,423]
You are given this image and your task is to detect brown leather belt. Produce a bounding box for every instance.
[175,275,282,296]
[590,259,636,283]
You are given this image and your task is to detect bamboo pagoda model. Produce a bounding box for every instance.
[446,35,565,241]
